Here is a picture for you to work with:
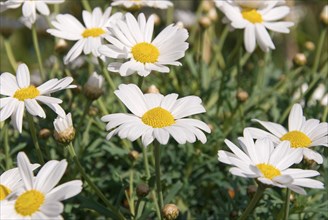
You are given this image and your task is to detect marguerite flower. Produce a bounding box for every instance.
[0,164,39,201]
[53,112,75,144]
[247,103,328,164]
[218,130,324,194]
[0,152,82,219]
[0,0,64,24]
[99,13,189,77]
[0,63,76,133]
[47,7,122,64]
[217,0,294,53]
[111,0,173,9]
[101,84,210,147]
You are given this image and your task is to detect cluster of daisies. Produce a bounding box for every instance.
[219,103,327,194]
[0,152,82,219]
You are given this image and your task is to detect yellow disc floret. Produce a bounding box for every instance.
[280,131,312,148]
[256,163,281,180]
[142,107,175,128]
[131,42,160,63]
[15,190,45,216]
[0,184,11,200]
[82,28,105,38]
[13,86,40,101]
[242,8,263,24]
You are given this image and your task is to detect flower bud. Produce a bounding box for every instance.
[208,8,218,21]
[39,128,52,139]
[293,53,307,66]
[147,85,160,94]
[55,39,68,54]
[128,150,140,161]
[53,113,75,144]
[199,16,211,28]
[201,0,213,12]
[152,13,161,26]
[320,5,328,25]
[162,204,179,220]
[136,183,150,198]
[304,41,315,51]
[236,90,249,102]
[83,72,104,100]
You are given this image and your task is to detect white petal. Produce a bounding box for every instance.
[46,180,83,201]
[288,103,303,131]
[25,99,46,118]
[17,152,34,190]
[252,119,287,138]
[303,148,323,164]
[11,101,25,133]
[16,63,30,88]
[244,24,256,53]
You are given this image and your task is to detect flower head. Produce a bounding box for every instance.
[247,104,328,164]
[47,7,122,64]
[218,130,324,194]
[83,72,104,100]
[0,63,76,133]
[53,113,75,144]
[111,0,173,10]
[101,84,210,147]
[99,13,189,77]
[0,152,82,219]
[217,0,294,53]
[0,0,64,24]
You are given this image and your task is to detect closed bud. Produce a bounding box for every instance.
[83,72,104,100]
[147,85,160,94]
[152,14,161,26]
[201,0,213,12]
[199,16,211,28]
[237,90,249,102]
[162,204,179,220]
[53,113,75,144]
[128,150,140,161]
[293,53,307,66]
[320,5,328,25]
[208,8,218,21]
[304,41,315,51]
[55,39,68,54]
[88,106,99,116]
[136,183,150,198]
[39,128,51,139]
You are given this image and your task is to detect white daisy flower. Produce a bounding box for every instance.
[53,112,75,144]
[247,104,328,164]
[111,0,173,9]
[0,63,76,133]
[218,0,294,53]
[98,13,189,77]
[0,164,39,201]
[218,130,324,195]
[83,72,104,100]
[47,7,122,64]
[101,84,211,147]
[0,0,64,24]
[0,152,82,219]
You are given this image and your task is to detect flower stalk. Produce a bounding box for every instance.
[283,189,291,220]
[154,141,164,218]
[32,24,45,80]
[27,113,45,164]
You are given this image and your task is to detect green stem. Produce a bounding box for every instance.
[312,29,327,73]
[98,58,116,91]
[97,98,109,115]
[77,100,92,129]
[3,123,12,169]
[283,189,291,220]
[81,0,92,11]
[154,142,164,217]
[66,143,125,220]
[137,76,144,89]
[142,146,150,179]
[135,198,142,219]
[129,168,135,216]
[4,38,17,71]
[32,24,45,80]
[27,113,45,164]
[239,183,266,220]
[322,105,328,122]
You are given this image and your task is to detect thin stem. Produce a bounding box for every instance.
[97,98,109,115]
[135,198,142,219]
[154,142,164,216]
[66,143,125,220]
[32,24,45,80]
[129,168,135,216]
[77,100,92,129]
[137,76,144,89]
[283,189,291,220]
[3,123,12,169]
[98,58,116,91]
[239,183,266,220]
[312,29,327,73]
[142,146,150,179]
[4,38,17,71]
[81,0,92,11]
[27,113,45,164]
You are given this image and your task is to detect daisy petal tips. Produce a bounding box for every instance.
[101,84,211,147]
[98,13,189,77]
[247,103,328,164]
[218,130,324,195]
[0,63,76,133]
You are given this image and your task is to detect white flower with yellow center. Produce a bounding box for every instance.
[218,130,324,194]
[0,63,76,133]
[247,104,328,164]
[101,84,210,147]
[47,7,122,64]
[0,164,39,201]
[99,13,189,77]
[218,0,294,53]
[0,0,64,24]
[0,152,82,219]
[111,0,173,9]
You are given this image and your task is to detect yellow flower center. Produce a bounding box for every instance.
[242,8,263,23]
[82,28,105,38]
[131,42,160,64]
[13,86,40,101]
[256,163,281,180]
[15,190,45,216]
[141,107,175,128]
[0,184,11,200]
[280,131,312,148]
